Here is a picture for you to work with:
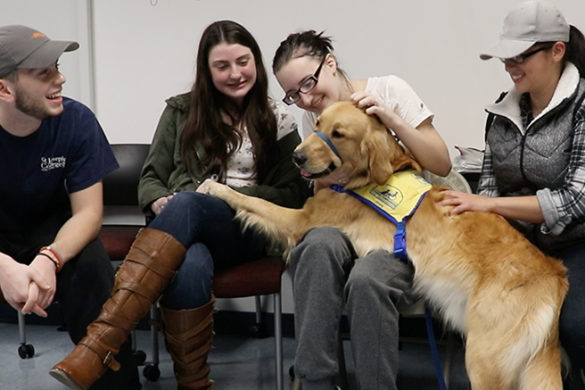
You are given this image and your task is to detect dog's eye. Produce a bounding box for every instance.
[331,129,343,139]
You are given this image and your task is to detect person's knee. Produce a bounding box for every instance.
[162,243,213,309]
[290,227,350,267]
[167,191,202,211]
[68,240,114,286]
[346,250,413,302]
[300,227,346,246]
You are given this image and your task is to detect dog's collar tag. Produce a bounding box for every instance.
[332,170,431,259]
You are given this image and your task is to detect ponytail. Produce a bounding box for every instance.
[566,25,585,76]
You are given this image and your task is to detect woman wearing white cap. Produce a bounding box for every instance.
[442,0,585,384]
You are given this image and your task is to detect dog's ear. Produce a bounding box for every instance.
[364,123,395,185]
[391,150,422,173]
[365,119,422,184]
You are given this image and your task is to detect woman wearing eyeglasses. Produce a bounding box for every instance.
[441,0,585,385]
[272,30,451,389]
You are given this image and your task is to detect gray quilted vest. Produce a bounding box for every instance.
[486,79,585,252]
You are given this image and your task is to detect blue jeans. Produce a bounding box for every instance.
[148,191,266,310]
[554,242,585,372]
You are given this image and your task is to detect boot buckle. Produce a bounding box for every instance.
[101,350,121,371]
[102,351,113,367]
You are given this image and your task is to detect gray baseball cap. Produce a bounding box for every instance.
[480,0,569,60]
[0,25,79,77]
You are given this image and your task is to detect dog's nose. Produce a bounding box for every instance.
[292,151,307,167]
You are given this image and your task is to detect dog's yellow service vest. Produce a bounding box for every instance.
[332,169,431,259]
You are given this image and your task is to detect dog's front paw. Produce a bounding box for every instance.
[197,178,225,196]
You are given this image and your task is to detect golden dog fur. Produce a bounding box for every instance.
[202,101,568,390]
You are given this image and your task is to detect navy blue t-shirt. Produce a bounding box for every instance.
[0,98,118,234]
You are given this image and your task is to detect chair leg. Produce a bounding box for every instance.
[18,310,26,344]
[151,304,159,366]
[251,295,268,337]
[17,311,34,359]
[255,296,262,325]
[273,293,283,390]
[142,304,161,382]
[337,331,349,390]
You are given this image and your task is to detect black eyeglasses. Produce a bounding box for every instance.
[500,44,553,66]
[282,55,327,105]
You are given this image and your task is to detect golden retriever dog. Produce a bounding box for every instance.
[201,101,568,390]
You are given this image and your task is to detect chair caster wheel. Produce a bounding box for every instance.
[132,350,147,365]
[18,343,35,359]
[250,323,268,338]
[143,363,160,381]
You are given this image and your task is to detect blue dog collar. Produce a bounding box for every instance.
[314,130,342,160]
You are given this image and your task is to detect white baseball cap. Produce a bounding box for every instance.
[480,0,569,60]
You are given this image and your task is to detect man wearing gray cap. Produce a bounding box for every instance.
[0,25,140,389]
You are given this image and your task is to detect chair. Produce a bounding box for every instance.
[214,257,286,390]
[99,143,150,263]
[0,293,34,359]
[98,143,150,365]
[144,256,287,390]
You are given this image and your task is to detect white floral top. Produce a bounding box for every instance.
[225,99,298,187]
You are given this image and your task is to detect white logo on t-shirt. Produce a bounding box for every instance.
[41,156,66,172]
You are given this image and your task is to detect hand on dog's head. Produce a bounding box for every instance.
[294,101,420,189]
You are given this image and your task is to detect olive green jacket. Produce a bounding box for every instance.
[138,93,310,223]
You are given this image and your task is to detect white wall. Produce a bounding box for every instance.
[4,0,585,315]
[5,0,584,150]
[91,0,585,153]
[0,1,93,106]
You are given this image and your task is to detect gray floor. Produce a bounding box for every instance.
[0,316,473,390]
[2,317,583,390]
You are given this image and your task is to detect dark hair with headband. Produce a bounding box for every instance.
[272,30,333,73]
[272,30,352,95]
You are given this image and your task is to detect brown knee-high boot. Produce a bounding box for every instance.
[161,297,215,390]
[50,228,186,390]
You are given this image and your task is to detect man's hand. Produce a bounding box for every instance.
[0,254,51,317]
[27,255,58,311]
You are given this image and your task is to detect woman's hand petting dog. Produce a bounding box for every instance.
[351,91,406,132]
[439,189,495,216]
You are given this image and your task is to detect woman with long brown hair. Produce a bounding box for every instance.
[51,20,308,390]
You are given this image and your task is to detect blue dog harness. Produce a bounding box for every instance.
[333,172,448,390]
[318,128,448,390]
[332,169,431,259]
